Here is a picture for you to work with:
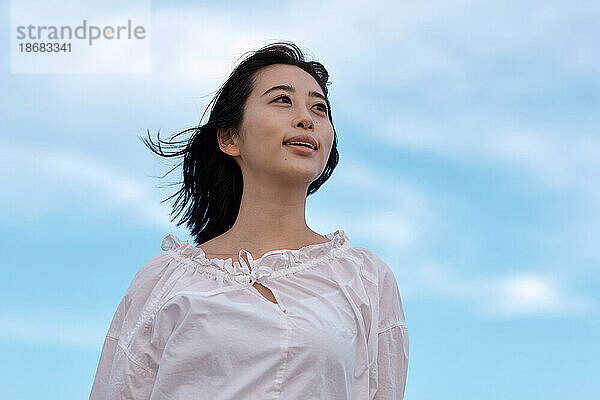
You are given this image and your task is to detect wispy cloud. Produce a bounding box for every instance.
[310,157,431,253]
[487,273,594,318]
[1,143,175,229]
[0,309,107,349]
[485,129,600,201]
[413,260,595,318]
[3,0,597,325]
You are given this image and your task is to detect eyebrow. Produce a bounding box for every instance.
[261,84,328,103]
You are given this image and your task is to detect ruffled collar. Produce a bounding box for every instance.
[161,229,351,284]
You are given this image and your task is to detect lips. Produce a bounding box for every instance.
[282,134,318,150]
[284,142,317,155]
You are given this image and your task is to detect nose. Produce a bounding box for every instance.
[297,119,313,130]
[294,110,314,130]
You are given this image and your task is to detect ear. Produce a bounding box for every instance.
[217,127,241,157]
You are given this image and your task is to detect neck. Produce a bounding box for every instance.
[219,174,326,252]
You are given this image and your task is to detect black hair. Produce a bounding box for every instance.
[140,41,339,245]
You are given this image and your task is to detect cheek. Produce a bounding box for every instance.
[238,123,287,164]
[320,125,335,158]
[243,110,285,141]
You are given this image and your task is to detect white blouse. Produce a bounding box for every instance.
[90,229,409,399]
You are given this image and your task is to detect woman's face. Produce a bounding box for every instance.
[222,64,334,188]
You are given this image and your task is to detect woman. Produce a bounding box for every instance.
[90,42,409,399]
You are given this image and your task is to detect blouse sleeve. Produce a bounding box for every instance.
[372,255,410,400]
[373,323,409,399]
[90,252,178,400]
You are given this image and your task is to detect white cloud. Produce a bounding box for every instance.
[4,0,598,325]
[308,157,431,254]
[0,309,107,349]
[9,0,596,202]
[1,142,176,229]
[412,261,595,318]
[377,110,600,203]
[150,7,273,85]
[487,273,593,318]
[336,158,428,217]
[486,130,600,201]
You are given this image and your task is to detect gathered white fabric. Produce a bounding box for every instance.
[90,229,409,399]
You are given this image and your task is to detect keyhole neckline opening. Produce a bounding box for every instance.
[251,282,279,305]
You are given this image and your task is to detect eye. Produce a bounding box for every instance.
[273,95,292,104]
[272,95,328,116]
[314,103,328,114]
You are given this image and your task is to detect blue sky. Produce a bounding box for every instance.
[1,0,598,398]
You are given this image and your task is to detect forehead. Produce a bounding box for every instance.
[252,64,324,96]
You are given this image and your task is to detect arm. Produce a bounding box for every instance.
[373,323,410,400]
[372,256,410,400]
[89,334,158,399]
[90,253,174,400]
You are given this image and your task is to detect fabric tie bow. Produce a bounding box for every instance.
[236,249,274,284]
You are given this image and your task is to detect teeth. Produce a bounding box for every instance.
[285,142,315,149]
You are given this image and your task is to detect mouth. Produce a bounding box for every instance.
[282,135,318,151]
[283,142,317,154]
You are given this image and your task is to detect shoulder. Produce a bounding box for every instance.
[346,246,395,286]
[348,246,406,330]
[125,252,176,296]
[106,251,179,340]
[127,233,195,292]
